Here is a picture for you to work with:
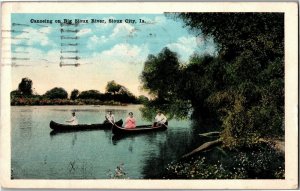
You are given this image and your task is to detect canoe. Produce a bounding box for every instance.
[50,119,123,131]
[112,121,168,135]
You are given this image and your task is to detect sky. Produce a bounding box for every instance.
[8,13,216,96]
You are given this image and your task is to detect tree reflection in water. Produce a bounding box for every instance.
[141,117,220,179]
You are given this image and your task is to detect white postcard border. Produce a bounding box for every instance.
[0,2,298,189]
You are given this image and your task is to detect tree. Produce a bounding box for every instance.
[113,86,138,103]
[44,87,68,99]
[174,13,284,148]
[138,95,149,104]
[70,89,79,100]
[138,13,285,179]
[104,81,138,103]
[106,81,122,95]
[10,90,22,99]
[141,47,180,99]
[77,90,102,100]
[140,47,191,119]
[177,54,222,120]
[18,78,33,96]
[173,13,284,62]
[141,13,284,148]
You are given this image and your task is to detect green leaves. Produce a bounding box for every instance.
[70,89,79,100]
[18,77,33,96]
[176,13,284,149]
[44,87,68,99]
[146,13,286,179]
[162,143,284,179]
[105,80,122,95]
[141,47,181,97]
[141,13,284,149]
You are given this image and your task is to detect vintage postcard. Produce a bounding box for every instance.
[0,1,298,189]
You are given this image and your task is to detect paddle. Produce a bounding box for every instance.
[105,115,115,125]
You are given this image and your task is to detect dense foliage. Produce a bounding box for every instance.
[104,81,138,103]
[162,143,284,179]
[77,90,102,100]
[141,13,284,149]
[11,79,141,105]
[137,95,149,104]
[175,13,284,148]
[18,78,33,96]
[70,89,79,100]
[44,87,68,99]
[106,80,122,95]
[76,82,138,103]
[140,47,191,120]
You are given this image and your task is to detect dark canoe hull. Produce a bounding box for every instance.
[50,119,123,131]
[112,122,167,135]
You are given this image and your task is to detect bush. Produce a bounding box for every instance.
[70,89,79,100]
[44,87,68,99]
[77,90,102,100]
[161,143,284,179]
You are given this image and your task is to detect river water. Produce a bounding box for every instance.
[11,105,210,179]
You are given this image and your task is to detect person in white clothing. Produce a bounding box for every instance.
[66,112,78,125]
[155,111,167,125]
[105,111,115,124]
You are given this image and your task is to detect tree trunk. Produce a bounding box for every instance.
[199,131,220,137]
[182,139,222,158]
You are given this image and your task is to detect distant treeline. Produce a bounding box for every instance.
[11,78,149,105]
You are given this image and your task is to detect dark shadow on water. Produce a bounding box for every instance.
[50,128,113,147]
[111,131,167,145]
[50,129,111,137]
[141,117,221,179]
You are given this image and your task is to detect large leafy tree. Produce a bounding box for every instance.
[106,81,122,95]
[141,47,180,99]
[174,13,284,62]
[105,81,138,103]
[77,90,102,100]
[175,13,284,148]
[141,13,284,148]
[44,87,68,99]
[140,47,191,119]
[70,89,79,100]
[18,77,33,96]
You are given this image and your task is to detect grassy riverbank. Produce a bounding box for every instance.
[157,141,284,179]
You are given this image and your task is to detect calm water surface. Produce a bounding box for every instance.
[11,105,207,179]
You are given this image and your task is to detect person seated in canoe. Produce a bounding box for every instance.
[104,111,115,124]
[66,111,78,125]
[154,110,167,126]
[124,112,136,129]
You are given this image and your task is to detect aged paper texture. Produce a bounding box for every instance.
[0,1,298,189]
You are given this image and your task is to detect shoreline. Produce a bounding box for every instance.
[11,103,136,106]
[11,97,140,106]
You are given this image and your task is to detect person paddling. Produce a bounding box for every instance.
[154,110,167,126]
[104,111,115,124]
[66,111,78,125]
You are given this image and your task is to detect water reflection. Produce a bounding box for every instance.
[141,118,219,178]
[12,105,206,179]
[51,108,100,112]
[49,129,105,136]
[71,133,77,146]
[111,131,167,145]
[18,108,33,139]
[128,142,133,153]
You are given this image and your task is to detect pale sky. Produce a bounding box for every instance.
[10,13,216,96]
